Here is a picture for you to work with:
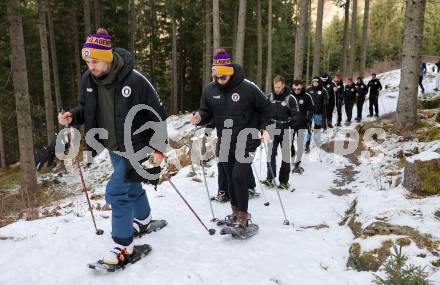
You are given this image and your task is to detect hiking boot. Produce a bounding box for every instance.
[278,182,290,190]
[262,179,275,188]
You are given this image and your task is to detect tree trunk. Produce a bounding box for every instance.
[234,0,247,66]
[150,2,156,80]
[83,0,91,36]
[94,0,101,29]
[47,0,62,113]
[128,0,136,61]
[294,0,309,81]
[264,0,272,93]
[305,0,312,83]
[72,4,81,101]
[340,0,350,78]
[37,0,55,144]
[212,0,220,52]
[359,0,370,77]
[7,0,38,193]
[256,0,263,87]
[395,0,426,129]
[172,9,178,114]
[0,120,6,168]
[312,0,324,76]
[347,0,357,77]
[204,0,212,87]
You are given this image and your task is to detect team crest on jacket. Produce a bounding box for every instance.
[318,91,322,95]
[122,86,132,97]
[231,93,240,102]
[299,99,304,104]
[281,101,287,106]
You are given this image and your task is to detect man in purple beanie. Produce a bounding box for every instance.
[191,49,271,238]
[58,28,168,268]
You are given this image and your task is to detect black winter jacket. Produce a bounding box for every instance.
[267,86,300,130]
[367,78,382,95]
[355,81,369,101]
[306,85,329,114]
[322,79,336,106]
[198,64,271,154]
[292,89,314,130]
[344,83,358,104]
[70,48,168,175]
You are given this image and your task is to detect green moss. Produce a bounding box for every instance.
[436,111,440,123]
[418,97,440,109]
[0,167,20,193]
[416,160,440,195]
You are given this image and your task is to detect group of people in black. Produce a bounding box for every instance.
[191,48,384,236]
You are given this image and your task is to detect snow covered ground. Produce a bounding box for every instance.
[1,66,440,285]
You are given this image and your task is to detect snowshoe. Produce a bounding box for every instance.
[277,183,290,191]
[210,190,230,203]
[88,244,152,272]
[220,211,258,239]
[220,224,259,239]
[133,219,168,238]
[262,179,275,188]
[248,188,261,199]
[292,162,304,174]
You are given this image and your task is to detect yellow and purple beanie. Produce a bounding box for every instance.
[212,50,234,76]
[81,29,113,63]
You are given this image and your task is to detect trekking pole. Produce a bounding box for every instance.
[262,142,292,226]
[194,134,218,222]
[250,152,270,207]
[167,177,216,235]
[61,109,104,236]
[250,159,270,207]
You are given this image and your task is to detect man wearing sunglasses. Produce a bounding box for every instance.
[191,49,271,237]
[290,80,314,174]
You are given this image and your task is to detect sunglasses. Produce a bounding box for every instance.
[214,76,228,81]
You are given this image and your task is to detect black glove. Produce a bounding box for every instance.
[35,141,56,171]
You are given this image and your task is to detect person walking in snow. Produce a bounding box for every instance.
[58,28,168,267]
[290,80,314,174]
[343,78,357,125]
[434,58,440,91]
[334,73,345,127]
[321,72,337,128]
[355,77,368,122]
[261,75,299,190]
[367,73,382,117]
[191,48,271,236]
[305,76,329,150]
[419,61,427,94]
[215,164,257,203]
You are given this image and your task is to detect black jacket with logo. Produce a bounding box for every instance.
[322,79,336,106]
[292,89,314,130]
[305,84,329,114]
[343,83,358,104]
[198,64,271,154]
[355,81,369,101]
[70,48,168,175]
[267,87,300,130]
[367,78,383,95]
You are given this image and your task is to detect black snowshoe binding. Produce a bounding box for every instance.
[292,162,304,174]
[211,190,230,203]
[248,188,261,199]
